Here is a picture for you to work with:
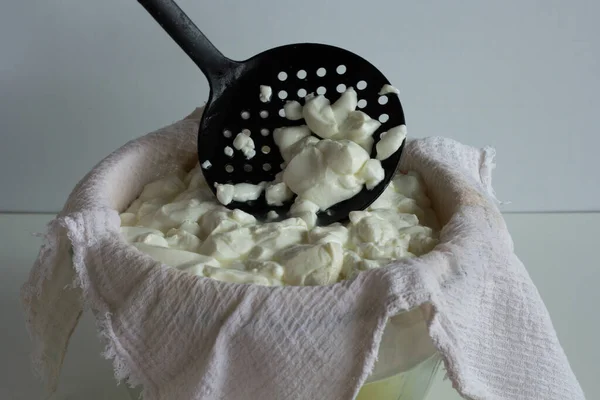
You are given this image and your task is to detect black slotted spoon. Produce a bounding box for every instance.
[137,0,406,225]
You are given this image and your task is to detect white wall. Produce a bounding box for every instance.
[1,0,599,212]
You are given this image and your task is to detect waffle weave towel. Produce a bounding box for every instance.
[21,108,584,399]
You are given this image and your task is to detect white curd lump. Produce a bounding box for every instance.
[120,83,434,286]
[120,165,439,286]
[232,132,256,159]
[213,87,407,213]
[378,84,400,95]
[259,85,272,102]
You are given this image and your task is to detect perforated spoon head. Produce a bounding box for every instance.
[139,1,405,224]
[198,44,405,224]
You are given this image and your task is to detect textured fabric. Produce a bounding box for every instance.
[21,108,584,400]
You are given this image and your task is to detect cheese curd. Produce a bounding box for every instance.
[214,88,406,213]
[233,132,256,159]
[379,84,400,95]
[120,165,439,287]
[121,84,427,286]
[267,88,399,211]
[376,125,407,161]
[214,182,265,206]
[259,85,272,103]
[284,100,303,120]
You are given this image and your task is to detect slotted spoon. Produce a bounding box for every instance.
[137,0,406,224]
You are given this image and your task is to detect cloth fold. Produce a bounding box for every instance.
[21,108,584,399]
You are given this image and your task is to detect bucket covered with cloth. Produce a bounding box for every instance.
[22,108,583,400]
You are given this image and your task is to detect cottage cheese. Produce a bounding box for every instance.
[378,84,400,95]
[284,100,303,120]
[233,132,256,159]
[376,125,407,161]
[120,83,429,286]
[217,88,403,212]
[259,85,272,103]
[120,165,439,286]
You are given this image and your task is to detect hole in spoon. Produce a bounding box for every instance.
[244,164,253,172]
[278,90,288,100]
[297,88,307,98]
[378,96,388,105]
[263,163,272,171]
[297,70,307,79]
[357,99,367,109]
[278,72,288,81]
[279,109,286,117]
[336,65,347,74]
[241,111,250,120]
[336,84,347,93]
[260,128,270,136]
[316,67,326,77]
[379,113,389,123]
[223,129,232,138]
[317,86,327,95]
[261,145,271,154]
[225,165,234,173]
[357,80,367,90]
[260,110,269,118]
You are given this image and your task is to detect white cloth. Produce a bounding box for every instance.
[21,108,584,400]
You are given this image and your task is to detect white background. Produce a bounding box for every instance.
[1,0,599,213]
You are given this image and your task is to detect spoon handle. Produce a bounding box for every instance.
[137,0,237,86]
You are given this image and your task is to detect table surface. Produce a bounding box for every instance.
[1,212,596,400]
